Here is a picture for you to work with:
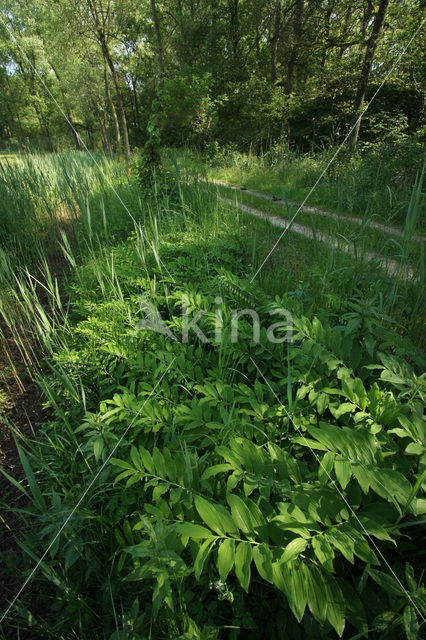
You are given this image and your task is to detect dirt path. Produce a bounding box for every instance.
[219,196,415,279]
[210,178,426,243]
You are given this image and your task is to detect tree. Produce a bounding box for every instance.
[285,0,304,95]
[139,0,167,182]
[0,0,423,154]
[269,0,281,84]
[348,0,390,147]
[85,0,131,164]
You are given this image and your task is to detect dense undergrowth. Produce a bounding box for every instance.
[0,151,425,639]
[177,140,425,228]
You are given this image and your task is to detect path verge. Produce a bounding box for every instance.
[219,196,415,279]
[209,178,425,243]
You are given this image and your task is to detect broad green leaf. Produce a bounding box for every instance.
[152,448,167,478]
[243,475,260,497]
[281,537,308,564]
[296,384,309,400]
[405,442,424,455]
[130,445,143,471]
[152,485,169,502]
[277,560,308,623]
[93,437,103,461]
[291,437,329,451]
[110,457,134,471]
[306,565,327,624]
[334,457,352,490]
[356,517,394,542]
[412,498,426,515]
[318,451,335,485]
[201,464,233,480]
[174,522,213,539]
[273,516,311,538]
[371,468,411,506]
[252,544,273,582]
[194,538,214,580]
[326,529,354,563]
[373,610,396,631]
[241,495,268,532]
[405,563,417,591]
[368,569,404,597]
[272,560,287,592]
[194,495,237,536]
[138,448,155,474]
[123,519,135,544]
[353,538,379,565]
[403,605,419,640]
[216,445,243,469]
[124,560,156,581]
[329,402,357,419]
[316,393,328,414]
[217,538,235,581]
[352,463,372,494]
[227,493,265,539]
[152,572,172,618]
[365,334,375,357]
[234,541,252,592]
[325,575,346,637]
[312,536,334,572]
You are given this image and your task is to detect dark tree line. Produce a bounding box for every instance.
[0,0,424,155]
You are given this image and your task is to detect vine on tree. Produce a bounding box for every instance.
[137,87,168,187]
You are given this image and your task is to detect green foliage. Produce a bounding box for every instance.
[136,87,169,188]
[1,0,424,154]
[2,176,425,638]
[191,140,425,227]
[163,71,219,148]
[286,83,424,150]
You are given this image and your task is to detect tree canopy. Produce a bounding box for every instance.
[0,0,424,153]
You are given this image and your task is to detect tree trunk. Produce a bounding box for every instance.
[361,0,374,41]
[26,55,54,151]
[86,123,95,150]
[130,75,141,142]
[348,0,390,147]
[101,110,113,155]
[145,0,166,168]
[68,111,83,150]
[104,62,121,153]
[270,0,281,84]
[95,89,112,154]
[51,64,83,150]
[339,5,352,58]
[87,0,131,165]
[285,0,304,95]
[5,74,24,147]
[229,0,240,60]
[33,94,53,151]
[102,42,131,166]
[151,0,164,79]
[321,0,335,69]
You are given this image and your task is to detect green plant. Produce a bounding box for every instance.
[1,151,425,640]
[137,88,169,188]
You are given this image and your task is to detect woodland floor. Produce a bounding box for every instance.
[0,329,44,635]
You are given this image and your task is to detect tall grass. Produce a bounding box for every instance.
[0,150,424,385]
[0,151,425,639]
[176,140,425,226]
